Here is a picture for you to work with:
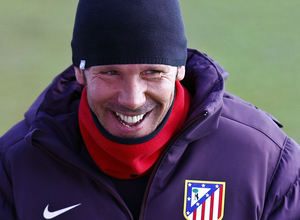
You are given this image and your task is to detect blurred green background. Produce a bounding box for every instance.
[0,0,299,143]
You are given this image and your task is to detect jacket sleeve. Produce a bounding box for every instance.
[0,119,31,220]
[263,137,300,219]
[0,156,18,220]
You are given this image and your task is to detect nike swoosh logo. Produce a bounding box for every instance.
[43,203,81,219]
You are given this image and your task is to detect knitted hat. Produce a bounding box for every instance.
[71,0,187,69]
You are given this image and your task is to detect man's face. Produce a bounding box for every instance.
[75,64,185,138]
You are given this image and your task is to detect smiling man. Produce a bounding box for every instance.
[76,64,188,179]
[1,0,300,219]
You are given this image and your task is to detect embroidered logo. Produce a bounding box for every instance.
[79,60,86,70]
[43,203,81,219]
[183,180,225,220]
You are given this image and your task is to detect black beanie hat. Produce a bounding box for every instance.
[71,0,187,69]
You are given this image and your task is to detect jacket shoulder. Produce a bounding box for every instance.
[0,119,30,174]
[221,92,286,148]
[0,119,30,153]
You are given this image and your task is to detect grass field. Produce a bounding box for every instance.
[1,0,299,143]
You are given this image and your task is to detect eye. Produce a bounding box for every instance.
[142,70,163,79]
[102,70,118,75]
[145,70,162,75]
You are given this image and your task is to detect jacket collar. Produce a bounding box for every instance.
[178,49,227,141]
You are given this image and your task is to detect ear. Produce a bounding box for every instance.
[176,66,185,81]
[74,67,86,85]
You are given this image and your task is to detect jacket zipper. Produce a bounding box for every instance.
[138,110,209,220]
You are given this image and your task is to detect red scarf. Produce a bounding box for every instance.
[79,81,191,179]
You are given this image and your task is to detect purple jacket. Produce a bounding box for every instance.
[1,49,300,220]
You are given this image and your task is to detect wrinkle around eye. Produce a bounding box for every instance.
[89,72,119,82]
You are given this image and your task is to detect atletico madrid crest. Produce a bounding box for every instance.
[183,180,225,220]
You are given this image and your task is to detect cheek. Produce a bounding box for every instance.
[87,82,116,104]
[149,82,175,106]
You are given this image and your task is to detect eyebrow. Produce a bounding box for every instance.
[90,64,172,72]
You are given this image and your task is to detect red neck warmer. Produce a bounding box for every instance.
[79,81,191,179]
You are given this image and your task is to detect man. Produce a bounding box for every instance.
[1,0,299,219]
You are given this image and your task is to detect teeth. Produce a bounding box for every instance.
[116,112,145,124]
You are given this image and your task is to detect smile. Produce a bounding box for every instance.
[115,112,147,127]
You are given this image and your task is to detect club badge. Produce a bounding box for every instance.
[183,180,225,220]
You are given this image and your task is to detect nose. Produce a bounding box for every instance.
[118,77,146,110]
